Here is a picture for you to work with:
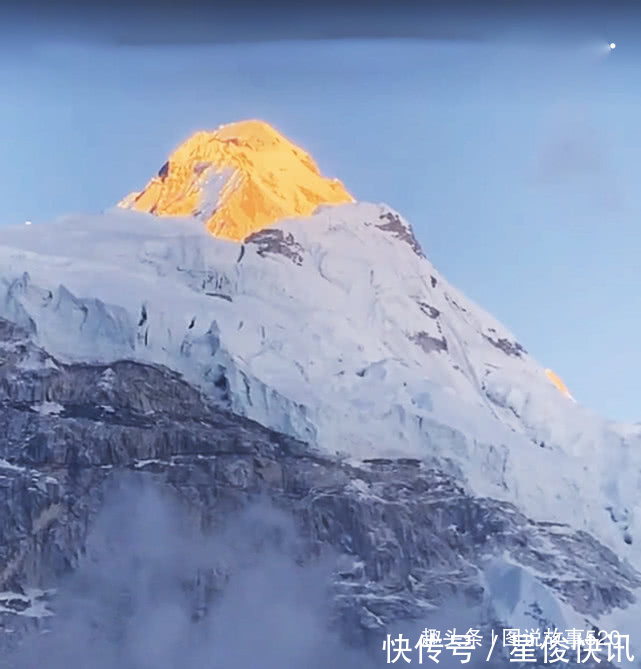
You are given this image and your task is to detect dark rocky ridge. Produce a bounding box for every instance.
[245,228,305,266]
[0,318,636,667]
[376,211,425,258]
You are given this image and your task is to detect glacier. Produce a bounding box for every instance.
[1,200,641,663]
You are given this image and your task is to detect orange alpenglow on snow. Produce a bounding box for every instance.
[118,120,354,241]
[545,369,575,401]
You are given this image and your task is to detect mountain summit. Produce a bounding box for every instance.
[124,120,573,400]
[118,120,354,241]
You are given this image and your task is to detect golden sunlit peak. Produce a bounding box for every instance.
[118,119,354,242]
[545,369,575,401]
[215,119,287,143]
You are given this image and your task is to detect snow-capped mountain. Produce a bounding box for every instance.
[1,121,640,664]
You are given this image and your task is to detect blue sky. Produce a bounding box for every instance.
[1,14,640,421]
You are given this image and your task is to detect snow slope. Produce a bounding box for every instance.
[1,201,640,579]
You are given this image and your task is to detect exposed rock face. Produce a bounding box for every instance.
[118,120,354,241]
[376,210,425,258]
[245,228,305,266]
[0,319,635,667]
[483,334,527,358]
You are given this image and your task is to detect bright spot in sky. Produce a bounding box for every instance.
[610,42,616,49]
[24,221,32,225]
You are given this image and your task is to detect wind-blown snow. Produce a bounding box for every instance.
[1,202,640,580]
